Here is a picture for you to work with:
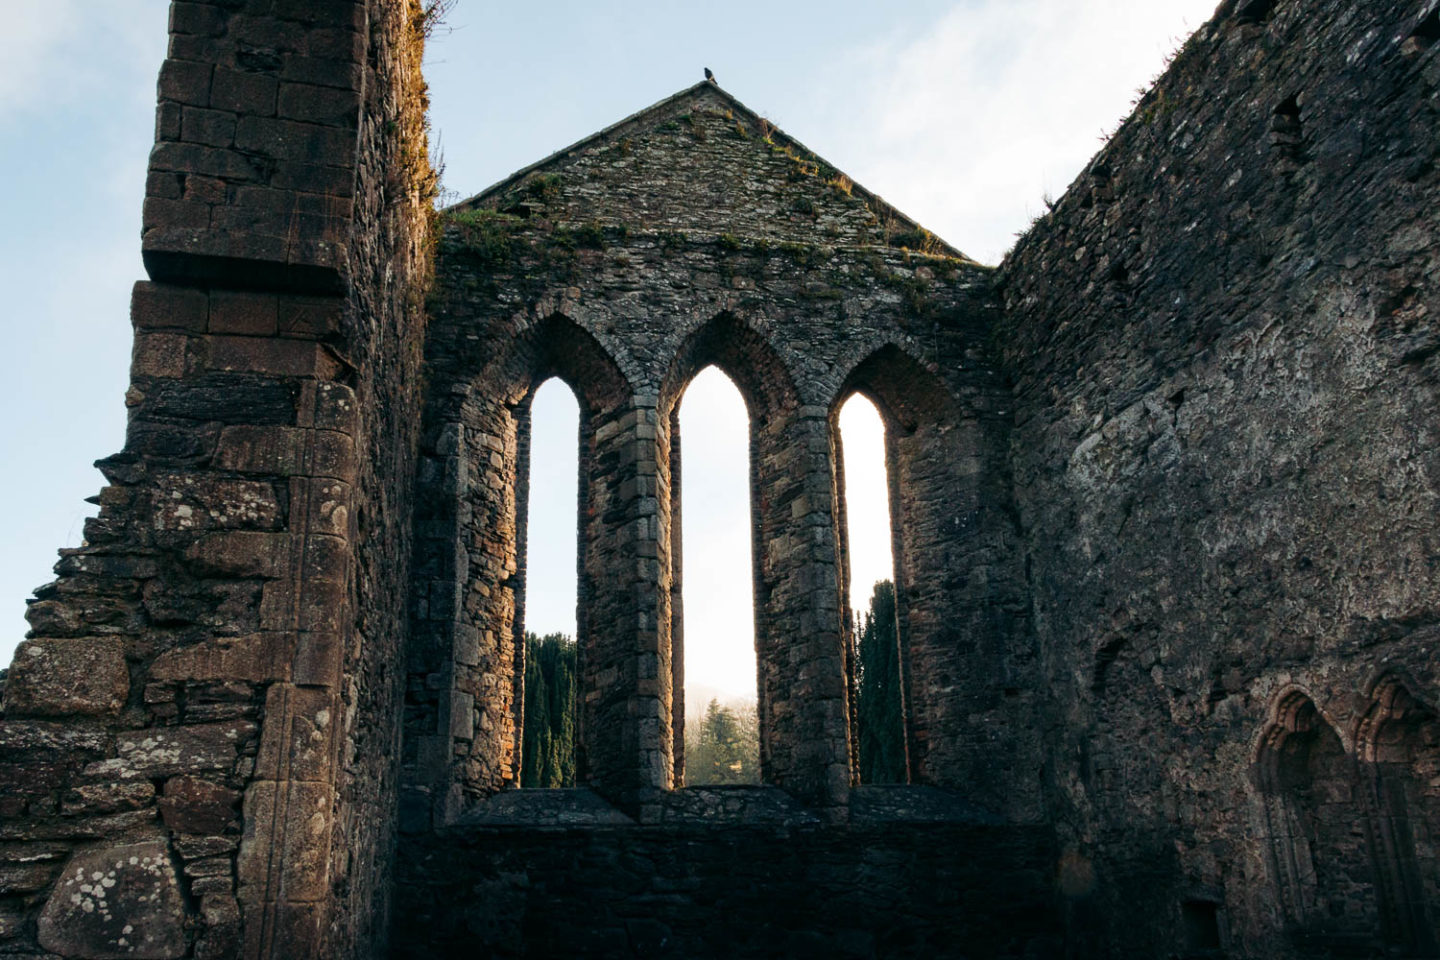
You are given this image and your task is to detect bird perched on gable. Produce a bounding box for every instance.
[704,67,715,83]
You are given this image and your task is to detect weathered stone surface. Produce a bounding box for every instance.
[38,841,186,959]
[158,777,241,835]
[994,0,1440,955]
[148,634,290,683]
[3,638,130,716]
[5,0,1436,957]
[62,781,158,816]
[84,722,256,780]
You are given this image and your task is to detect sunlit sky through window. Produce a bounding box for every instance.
[523,370,898,708]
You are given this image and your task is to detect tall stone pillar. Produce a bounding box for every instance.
[752,406,851,809]
[582,396,675,810]
[1,2,432,957]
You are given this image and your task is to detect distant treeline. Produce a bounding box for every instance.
[518,581,905,788]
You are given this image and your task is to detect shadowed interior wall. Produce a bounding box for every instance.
[1,0,1437,956]
[997,0,1440,954]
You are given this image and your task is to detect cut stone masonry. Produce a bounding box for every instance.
[1,0,1437,956]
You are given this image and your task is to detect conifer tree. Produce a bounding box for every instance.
[685,698,760,785]
[856,580,906,783]
[521,632,577,787]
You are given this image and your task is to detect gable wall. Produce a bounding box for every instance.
[457,85,952,253]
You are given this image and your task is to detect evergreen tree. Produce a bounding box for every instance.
[685,698,760,785]
[856,580,906,783]
[521,632,577,787]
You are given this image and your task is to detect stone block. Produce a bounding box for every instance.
[283,0,365,29]
[159,777,241,835]
[4,638,129,717]
[280,54,362,90]
[291,631,343,687]
[237,780,334,903]
[61,782,158,816]
[278,82,360,127]
[270,161,355,198]
[183,175,228,205]
[300,380,358,432]
[152,475,284,532]
[38,840,186,959]
[147,169,183,199]
[169,2,227,37]
[185,531,292,579]
[149,634,291,684]
[209,289,279,336]
[174,836,238,860]
[195,894,241,960]
[292,477,348,538]
[0,721,110,759]
[181,106,237,148]
[132,331,192,379]
[296,577,346,634]
[214,425,306,474]
[157,58,212,107]
[0,859,62,894]
[234,116,355,164]
[84,722,257,780]
[148,141,263,181]
[206,336,344,379]
[210,66,278,116]
[311,429,356,480]
[306,27,364,62]
[254,685,336,781]
[155,101,183,141]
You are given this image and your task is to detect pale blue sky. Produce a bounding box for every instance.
[0,0,1219,668]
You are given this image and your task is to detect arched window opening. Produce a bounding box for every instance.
[1357,680,1440,954]
[676,366,759,786]
[837,393,906,785]
[1258,695,1382,953]
[518,377,579,788]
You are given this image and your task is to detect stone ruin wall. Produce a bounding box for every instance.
[0,0,433,957]
[998,0,1440,955]
[389,93,1056,954]
[400,88,1039,825]
[0,0,1438,956]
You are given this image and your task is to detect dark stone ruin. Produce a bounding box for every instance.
[0,0,1436,957]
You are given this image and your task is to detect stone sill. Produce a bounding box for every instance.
[447,784,1005,830]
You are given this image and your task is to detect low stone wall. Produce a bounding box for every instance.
[393,789,1060,959]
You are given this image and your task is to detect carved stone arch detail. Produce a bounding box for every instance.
[1252,686,1385,951]
[659,310,800,424]
[1352,671,1440,954]
[829,341,958,433]
[1354,670,1439,763]
[1252,686,1340,775]
[489,311,635,415]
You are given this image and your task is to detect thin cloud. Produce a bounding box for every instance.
[815,0,1219,263]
